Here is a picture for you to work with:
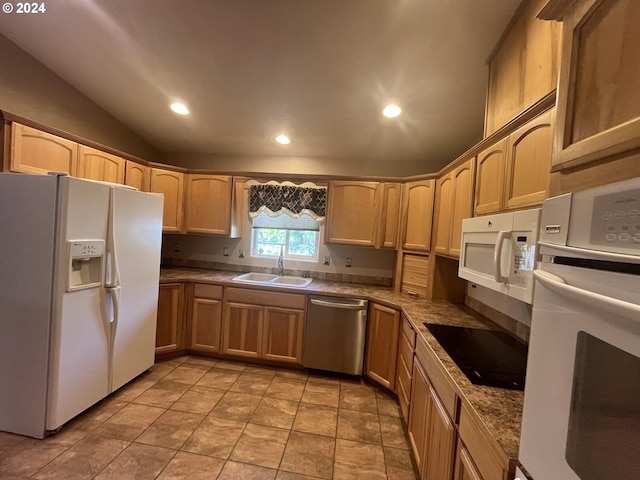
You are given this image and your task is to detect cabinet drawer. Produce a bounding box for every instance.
[415,336,458,421]
[459,402,508,480]
[225,287,306,309]
[401,316,416,347]
[193,283,223,300]
[398,330,414,377]
[396,363,411,423]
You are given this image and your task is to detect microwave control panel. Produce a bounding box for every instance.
[590,188,640,250]
[511,233,536,286]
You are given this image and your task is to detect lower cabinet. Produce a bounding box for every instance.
[156,283,185,355]
[395,315,416,423]
[453,441,483,480]
[190,284,223,354]
[221,287,306,365]
[364,303,400,390]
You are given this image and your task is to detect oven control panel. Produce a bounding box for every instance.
[590,188,640,249]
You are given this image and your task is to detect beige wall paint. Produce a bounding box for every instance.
[0,34,160,162]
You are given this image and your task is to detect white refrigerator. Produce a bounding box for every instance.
[0,172,163,438]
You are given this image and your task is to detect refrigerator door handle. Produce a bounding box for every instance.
[106,187,121,288]
[105,286,121,326]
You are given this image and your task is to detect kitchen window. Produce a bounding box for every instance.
[251,212,320,260]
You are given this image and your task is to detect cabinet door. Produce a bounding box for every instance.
[222,302,263,358]
[184,174,232,235]
[364,303,400,390]
[380,183,401,248]
[191,297,223,354]
[150,168,185,233]
[504,109,554,210]
[448,159,474,257]
[77,145,125,184]
[125,161,150,192]
[402,179,435,252]
[552,0,640,169]
[9,123,78,176]
[474,139,507,215]
[408,359,430,473]
[453,441,483,480]
[156,283,184,354]
[262,307,304,364]
[424,385,457,480]
[433,174,453,255]
[326,181,381,247]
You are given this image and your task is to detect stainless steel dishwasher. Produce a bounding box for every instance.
[303,295,368,375]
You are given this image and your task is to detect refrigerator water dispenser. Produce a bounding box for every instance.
[67,240,105,291]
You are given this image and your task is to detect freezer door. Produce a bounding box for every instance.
[109,186,163,392]
[47,176,111,431]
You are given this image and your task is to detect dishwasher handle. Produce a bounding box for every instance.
[309,298,368,310]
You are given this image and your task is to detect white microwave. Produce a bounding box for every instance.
[458,208,541,304]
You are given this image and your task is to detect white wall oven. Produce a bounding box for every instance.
[518,177,640,480]
[459,208,540,304]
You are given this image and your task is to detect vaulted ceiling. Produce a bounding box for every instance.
[0,0,521,175]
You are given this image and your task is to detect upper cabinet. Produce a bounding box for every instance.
[485,0,562,136]
[77,145,125,184]
[8,123,78,176]
[540,0,640,171]
[475,108,555,215]
[125,161,150,192]
[326,181,400,248]
[184,174,232,235]
[433,159,475,257]
[150,167,185,233]
[402,180,436,252]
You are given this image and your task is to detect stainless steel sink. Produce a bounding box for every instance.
[231,272,312,288]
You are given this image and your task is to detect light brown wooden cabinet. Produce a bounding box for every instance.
[190,284,223,354]
[125,161,150,191]
[453,441,483,480]
[77,145,125,184]
[541,0,640,172]
[222,287,305,365]
[395,315,416,423]
[150,167,185,233]
[433,158,474,257]
[8,123,78,176]
[475,109,554,215]
[364,302,400,390]
[326,181,400,248]
[184,174,232,235]
[485,0,562,135]
[156,283,184,355]
[402,179,436,252]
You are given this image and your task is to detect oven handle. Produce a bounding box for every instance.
[494,230,511,284]
[534,270,640,324]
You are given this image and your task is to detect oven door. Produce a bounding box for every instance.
[519,262,640,480]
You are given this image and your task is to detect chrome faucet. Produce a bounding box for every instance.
[278,246,284,276]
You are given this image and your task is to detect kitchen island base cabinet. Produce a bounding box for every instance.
[156,283,185,355]
[190,284,223,354]
[364,303,400,390]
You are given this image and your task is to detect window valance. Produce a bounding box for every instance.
[248,182,327,221]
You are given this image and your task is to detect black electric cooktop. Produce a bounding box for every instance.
[424,323,528,391]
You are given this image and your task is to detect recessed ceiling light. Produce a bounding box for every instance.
[275,134,291,145]
[383,104,402,118]
[170,103,189,115]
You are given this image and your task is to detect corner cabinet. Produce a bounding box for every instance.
[8,123,78,176]
[402,179,436,252]
[150,167,185,233]
[542,0,640,170]
[77,145,125,184]
[364,303,400,390]
[156,283,185,355]
[325,181,400,248]
[184,174,232,235]
[475,109,555,215]
[433,158,474,257]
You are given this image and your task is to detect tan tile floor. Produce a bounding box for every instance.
[0,355,419,479]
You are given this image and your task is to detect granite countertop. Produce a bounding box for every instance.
[160,266,523,461]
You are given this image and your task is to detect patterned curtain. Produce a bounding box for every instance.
[249,183,326,220]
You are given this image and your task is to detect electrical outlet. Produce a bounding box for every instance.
[238,249,244,258]
[345,257,352,267]
[223,247,229,256]
[173,242,180,253]
[323,256,330,265]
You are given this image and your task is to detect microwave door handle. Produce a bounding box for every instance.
[494,230,511,284]
[534,270,640,324]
